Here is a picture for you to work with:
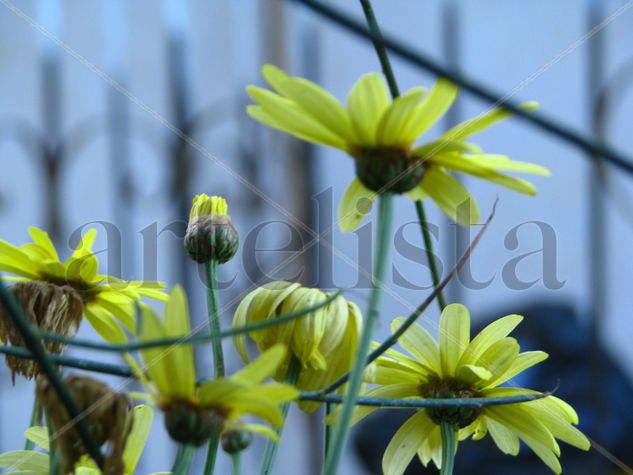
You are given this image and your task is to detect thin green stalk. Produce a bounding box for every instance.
[232,452,242,475]
[260,357,302,475]
[172,444,194,475]
[0,278,104,468]
[205,260,224,378]
[24,399,42,450]
[204,259,224,475]
[440,423,457,475]
[324,194,393,475]
[415,200,447,311]
[324,402,334,461]
[203,426,221,475]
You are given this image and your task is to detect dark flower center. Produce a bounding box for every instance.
[421,376,482,428]
[164,400,226,447]
[352,147,425,194]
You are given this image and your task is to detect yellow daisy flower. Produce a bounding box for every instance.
[0,227,166,377]
[0,405,164,475]
[233,281,362,412]
[135,286,298,446]
[247,65,549,231]
[348,304,589,475]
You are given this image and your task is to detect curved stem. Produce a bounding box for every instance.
[415,200,447,311]
[260,357,302,475]
[172,444,194,475]
[203,259,224,475]
[324,194,393,475]
[440,423,457,475]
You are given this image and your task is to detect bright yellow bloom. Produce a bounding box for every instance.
[0,405,163,475]
[233,281,362,412]
[0,227,166,341]
[347,304,589,475]
[247,65,549,231]
[135,286,298,445]
[189,193,228,219]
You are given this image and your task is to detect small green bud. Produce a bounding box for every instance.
[353,147,424,194]
[221,429,253,454]
[184,194,239,264]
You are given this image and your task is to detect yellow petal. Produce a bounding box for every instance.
[522,404,590,451]
[422,167,480,225]
[439,303,471,377]
[84,307,126,345]
[0,450,49,472]
[242,383,299,403]
[390,318,441,373]
[456,364,493,384]
[368,365,422,385]
[487,405,562,473]
[477,172,538,195]
[163,286,196,399]
[232,344,287,385]
[123,405,154,473]
[403,183,429,202]
[474,337,520,385]
[338,178,376,233]
[489,350,548,387]
[376,87,426,146]
[261,64,291,92]
[459,314,523,367]
[280,76,356,143]
[383,411,434,475]
[198,379,245,406]
[28,227,59,261]
[401,78,459,142]
[411,140,480,158]
[347,73,390,145]
[484,415,520,455]
[0,240,39,279]
[71,228,97,259]
[247,87,346,149]
[24,426,49,451]
[227,394,285,427]
[439,101,539,142]
[137,304,171,397]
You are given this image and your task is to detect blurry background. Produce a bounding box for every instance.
[1,0,633,473]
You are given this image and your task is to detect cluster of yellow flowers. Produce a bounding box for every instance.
[0,64,590,475]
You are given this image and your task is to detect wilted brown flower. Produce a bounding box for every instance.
[36,374,131,475]
[0,281,83,382]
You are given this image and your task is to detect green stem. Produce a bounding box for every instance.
[324,402,334,461]
[415,200,447,311]
[172,444,195,475]
[260,357,302,475]
[203,259,225,475]
[440,423,457,475]
[203,426,221,475]
[24,399,42,450]
[324,194,393,475]
[232,452,242,475]
[205,260,224,378]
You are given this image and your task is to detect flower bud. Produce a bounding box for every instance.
[233,282,363,412]
[184,194,239,264]
[221,429,253,454]
[353,147,424,194]
[0,281,83,381]
[164,401,225,446]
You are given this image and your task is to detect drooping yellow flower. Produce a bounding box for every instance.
[134,286,298,446]
[233,281,362,412]
[0,405,162,475]
[247,65,549,231]
[345,304,589,475]
[0,227,167,375]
